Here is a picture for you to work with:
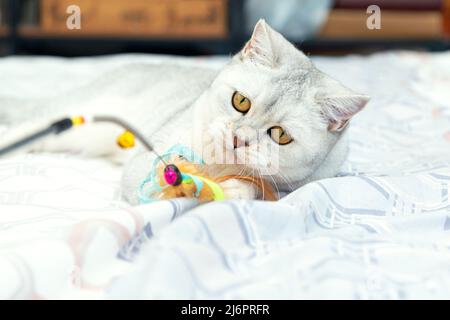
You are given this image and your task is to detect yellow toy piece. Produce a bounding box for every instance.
[117,131,136,149]
[71,116,85,126]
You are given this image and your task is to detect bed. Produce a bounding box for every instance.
[0,50,449,299]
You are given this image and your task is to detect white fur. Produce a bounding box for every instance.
[0,20,369,204]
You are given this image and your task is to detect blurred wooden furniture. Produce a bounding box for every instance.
[0,0,10,47]
[0,26,7,36]
[0,0,243,55]
[39,0,228,39]
[319,9,443,39]
[444,0,450,35]
[315,1,449,53]
[320,0,446,40]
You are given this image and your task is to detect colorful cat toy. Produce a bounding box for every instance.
[137,144,226,203]
[0,115,278,203]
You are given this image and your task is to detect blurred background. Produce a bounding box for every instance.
[0,0,449,57]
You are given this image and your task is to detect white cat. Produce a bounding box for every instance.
[0,20,369,204]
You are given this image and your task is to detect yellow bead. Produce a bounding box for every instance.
[117,131,135,149]
[71,116,85,126]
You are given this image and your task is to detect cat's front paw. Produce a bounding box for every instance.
[219,179,257,200]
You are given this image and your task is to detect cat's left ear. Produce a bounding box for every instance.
[240,19,278,67]
[316,77,370,132]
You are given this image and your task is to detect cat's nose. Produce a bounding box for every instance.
[233,135,249,149]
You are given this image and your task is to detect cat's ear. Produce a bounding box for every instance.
[316,77,370,132]
[240,19,277,67]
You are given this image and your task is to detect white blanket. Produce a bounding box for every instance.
[0,51,449,299]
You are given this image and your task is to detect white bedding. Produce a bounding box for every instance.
[0,51,449,299]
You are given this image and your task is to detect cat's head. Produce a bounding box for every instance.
[194,19,369,186]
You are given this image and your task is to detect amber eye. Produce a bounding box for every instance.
[267,126,293,145]
[232,91,251,114]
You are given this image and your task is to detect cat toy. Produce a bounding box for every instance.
[0,115,278,203]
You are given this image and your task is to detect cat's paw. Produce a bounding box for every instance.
[220,178,257,200]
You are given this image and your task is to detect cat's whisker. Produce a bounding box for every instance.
[252,168,265,199]
[260,169,267,200]
[264,169,281,200]
[236,165,247,178]
[278,172,296,192]
[254,167,265,200]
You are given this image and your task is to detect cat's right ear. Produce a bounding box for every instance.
[316,76,370,132]
[239,19,277,68]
